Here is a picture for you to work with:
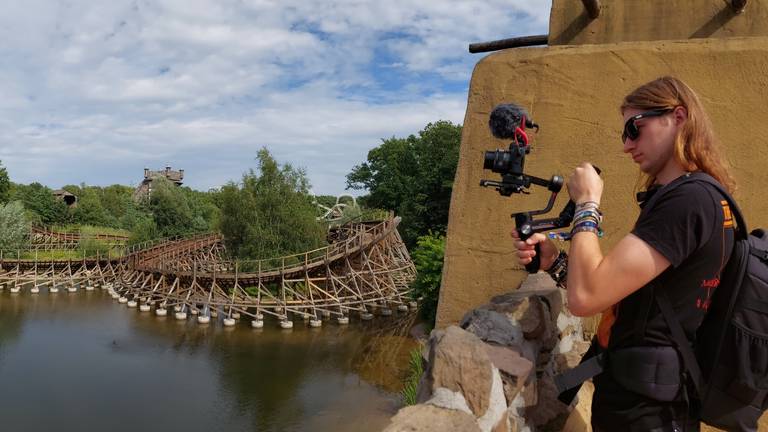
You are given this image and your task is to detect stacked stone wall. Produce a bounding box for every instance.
[386,274,591,432]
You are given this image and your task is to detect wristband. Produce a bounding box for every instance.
[547,250,568,287]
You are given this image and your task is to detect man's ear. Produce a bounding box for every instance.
[672,106,688,126]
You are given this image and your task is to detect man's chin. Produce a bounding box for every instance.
[638,162,658,176]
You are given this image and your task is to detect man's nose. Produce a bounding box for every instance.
[622,137,634,153]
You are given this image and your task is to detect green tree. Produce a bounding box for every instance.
[11,182,68,225]
[219,148,326,260]
[346,121,461,246]
[182,187,221,232]
[127,214,158,245]
[410,232,446,326]
[0,201,29,252]
[146,177,194,238]
[71,186,113,227]
[101,184,135,221]
[0,161,10,204]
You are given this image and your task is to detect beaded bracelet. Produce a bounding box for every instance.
[574,209,603,222]
[571,201,604,237]
[575,200,600,208]
[572,223,604,237]
[547,250,568,287]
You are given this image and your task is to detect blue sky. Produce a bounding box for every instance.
[0,0,550,196]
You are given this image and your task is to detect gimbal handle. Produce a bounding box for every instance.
[516,166,601,273]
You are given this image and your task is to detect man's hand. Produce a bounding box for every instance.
[510,230,559,271]
[567,162,603,205]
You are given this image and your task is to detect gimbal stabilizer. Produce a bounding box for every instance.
[480,103,599,273]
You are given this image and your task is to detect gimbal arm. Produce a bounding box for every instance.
[515,167,600,273]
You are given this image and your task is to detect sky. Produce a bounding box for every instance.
[0,0,550,196]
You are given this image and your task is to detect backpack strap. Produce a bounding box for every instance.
[684,173,748,240]
[649,172,748,400]
[640,172,747,240]
[655,290,705,395]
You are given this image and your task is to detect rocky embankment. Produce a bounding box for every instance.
[385,274,591,432]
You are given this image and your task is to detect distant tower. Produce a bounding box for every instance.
[133,166,185,201]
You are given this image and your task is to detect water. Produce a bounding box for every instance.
[0,290,418,432]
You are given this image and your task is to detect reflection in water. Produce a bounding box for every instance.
[0,290,417,432]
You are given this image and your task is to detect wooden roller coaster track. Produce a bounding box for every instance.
[29,226,129,250]
[0,217,417,327]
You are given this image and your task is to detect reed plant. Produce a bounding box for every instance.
[401,347,425,406]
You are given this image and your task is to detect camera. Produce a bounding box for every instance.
[479,103,601,272]
[479,103,569,272]
[479,103,562,196]
[483,103,536,176]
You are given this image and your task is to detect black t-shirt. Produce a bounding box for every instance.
[592,174,735,428]
[615,178,734,347]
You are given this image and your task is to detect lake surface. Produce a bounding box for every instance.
[0,290,418,432]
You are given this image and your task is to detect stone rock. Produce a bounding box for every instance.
[557,312,585,338]
[418,326,493,417]
[519,378,538,407]
[516,273,564,318]
[484,344,533,402]
[483,344,533,382]
[490,296,548,340]
[555,340,591,373]
[526,373,571,429]
[383,404,481,432]
[476,366,509,432]
[491,411,509,432]
[425,387,473,414]
[507,388,529,431]
[461,309,524,347]
[487,278,563,343]
[501,373,526,407]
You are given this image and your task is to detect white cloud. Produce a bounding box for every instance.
[0,0,550,195]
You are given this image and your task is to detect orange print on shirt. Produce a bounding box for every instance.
[722,200,734,228]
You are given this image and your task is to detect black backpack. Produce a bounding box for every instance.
[654,173,768,431]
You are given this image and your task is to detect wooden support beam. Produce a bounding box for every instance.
[581,0,601,19]
[731,0,747,13]
[468,34,548,53]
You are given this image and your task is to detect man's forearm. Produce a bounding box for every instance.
[566,231,604,316]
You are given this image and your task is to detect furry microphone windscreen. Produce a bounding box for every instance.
[488,103,529,139]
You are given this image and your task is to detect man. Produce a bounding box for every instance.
[512,76,735,431]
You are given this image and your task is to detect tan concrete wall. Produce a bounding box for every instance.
[549,0,768,45]
[436,36,768,327]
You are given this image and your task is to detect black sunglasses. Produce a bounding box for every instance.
[622,108,673,143]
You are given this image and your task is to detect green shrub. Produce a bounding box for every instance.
[77,236,112,257]
[410,232,445,326]
[0,201,29,252]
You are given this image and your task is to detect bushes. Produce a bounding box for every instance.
[0,201,29,252]
[219,148,326,260]
[77,237,112,257]
[410,232,446,326]
[10,182,68,225]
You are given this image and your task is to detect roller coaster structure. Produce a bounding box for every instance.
[0,217,416,328]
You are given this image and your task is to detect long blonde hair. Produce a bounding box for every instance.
[621,76,735,194]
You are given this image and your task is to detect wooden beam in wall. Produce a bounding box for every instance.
[731,0,748,13]
[581,0,601,19]
[468,35,548,53]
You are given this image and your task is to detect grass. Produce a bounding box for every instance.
[401,347,425,406]
[50,224,131,238]
[17,247,126,260]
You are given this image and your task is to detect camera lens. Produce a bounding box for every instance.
[484,149,512,174]
[483,151,497,170]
